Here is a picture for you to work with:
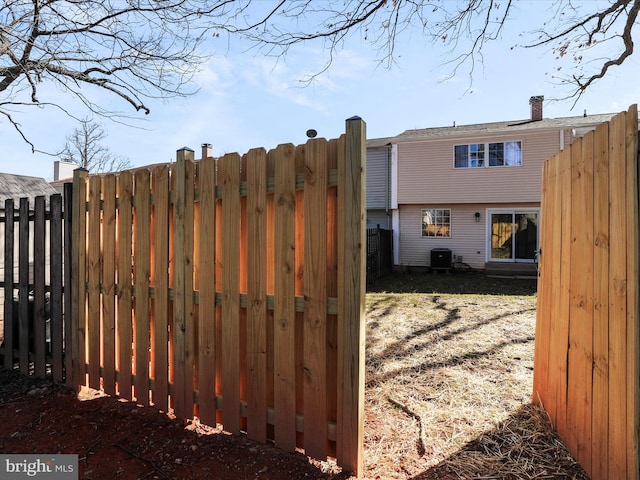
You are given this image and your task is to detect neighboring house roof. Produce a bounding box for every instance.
[367,137,395,149]
[393,112,616,142]
[0,173,58,207]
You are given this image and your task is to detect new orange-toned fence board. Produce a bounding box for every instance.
[294,144,306,449]
[197,156,218,426]
[567,133,594,472]
[591,120,610,480]
[246,148,268,442]
[608,110,628,479]
[220,152,241,434]
[534,106,639,480]
[337,118,367,476]
[532,159,551,405]
[102,175,117,396]
[625,105,640,478]
[152,165,170,412]
[303,138,329,459]
[117,171,133,400]
[239,154,248,433]
[326,138,340,458]
[134,169,151,406]
[273,143,297,451]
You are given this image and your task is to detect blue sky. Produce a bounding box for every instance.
[3,1,639,179]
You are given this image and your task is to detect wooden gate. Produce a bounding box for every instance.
[533,105,639,479]
[70,118,367,475]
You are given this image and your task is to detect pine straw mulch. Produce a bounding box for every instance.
[363,273,588,479]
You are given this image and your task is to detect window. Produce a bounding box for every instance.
[455,141,522,168]
[422,209,451,237]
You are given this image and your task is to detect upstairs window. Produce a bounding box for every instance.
[454,141,522,168]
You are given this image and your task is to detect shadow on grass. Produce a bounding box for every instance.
[409,403,589,480]
[368,271,538,296]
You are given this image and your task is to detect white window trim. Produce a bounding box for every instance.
[485,208,540,263]
[421,208,452,238]
[453,140,523,169]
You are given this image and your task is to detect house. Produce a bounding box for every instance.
[371,96,615,275]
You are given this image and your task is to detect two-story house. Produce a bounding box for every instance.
[370,96,614,275]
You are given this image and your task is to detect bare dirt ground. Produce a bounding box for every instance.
[0,273,588,479]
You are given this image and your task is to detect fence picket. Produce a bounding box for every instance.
[117,171,133,400]
[50,194,64,383]
[220,152,242,434]
[303,138,328,459]
[152,165,170,412]
[2,199,14,369]
[102,175,117,395]
[246,148,268,442]
[273,143,297,450]
[134,169,151,406]
[591,121,610,479]
[18,198,29,374]
[198,156,217,425]
[88,176,102,390]
[567,134,594,471]
[625,105,640,479]
[33,196,46,378]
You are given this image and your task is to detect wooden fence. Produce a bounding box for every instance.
[69,118,367,475]
[533,105,639,480]
[366,225,392,286]
[0,188,72,381]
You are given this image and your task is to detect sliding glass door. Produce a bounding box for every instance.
[489,210,539,262]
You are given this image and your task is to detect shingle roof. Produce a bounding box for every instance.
[0,173,58,207]
[393,113,617,142]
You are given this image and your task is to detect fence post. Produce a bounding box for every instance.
[71,168,89,389]
[337,116,366,476]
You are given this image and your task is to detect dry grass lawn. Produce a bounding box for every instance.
[362,272,587,479]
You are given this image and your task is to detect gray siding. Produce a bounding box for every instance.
[367,210,391,229]
[366,146,391,209]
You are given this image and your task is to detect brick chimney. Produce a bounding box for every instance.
[529,96,544,121]
[201,143,213,160]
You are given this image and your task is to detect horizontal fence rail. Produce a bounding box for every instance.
[533,105,639,480]
[70,118,366,474]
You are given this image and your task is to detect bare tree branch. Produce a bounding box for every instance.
[58,118,133,173]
